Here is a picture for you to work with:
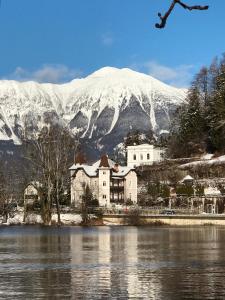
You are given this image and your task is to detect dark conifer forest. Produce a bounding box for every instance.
[168,54,225,158]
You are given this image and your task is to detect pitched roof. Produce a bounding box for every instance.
[181,175,194,182]
[70,156,135,177]
[92,157,116,169]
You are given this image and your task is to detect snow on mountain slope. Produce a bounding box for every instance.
[0,67,187,148]
[65,67,187,143]
[0,80,65,141]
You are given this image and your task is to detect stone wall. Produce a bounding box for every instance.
[103,214,225,226]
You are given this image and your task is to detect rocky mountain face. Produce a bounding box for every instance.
[0,67,187,157]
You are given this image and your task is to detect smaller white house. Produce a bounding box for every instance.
[180,175,194,185]
[204,187,222,214]
[24,182,41,206]
[204,187,221,197]
[127,144,165,168]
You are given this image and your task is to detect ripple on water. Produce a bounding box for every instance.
[1,226,225,299]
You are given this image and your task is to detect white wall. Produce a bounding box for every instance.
[24,185,38,196]
[71,169,95,207]
[127,144,165,168]
[98,168,110,207]
[124,171,137,204]
[24,185,39,205]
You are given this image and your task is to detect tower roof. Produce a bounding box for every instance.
[99,154,110,168]
[75,152,86,165]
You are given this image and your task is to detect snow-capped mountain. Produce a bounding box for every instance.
[0,67,187,153]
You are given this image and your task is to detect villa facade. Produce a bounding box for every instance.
[70,154,137,207]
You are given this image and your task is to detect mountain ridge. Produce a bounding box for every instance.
[0,67,187,152]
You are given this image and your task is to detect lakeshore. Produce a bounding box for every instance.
[103,213,225,226]
[3,211,225,226]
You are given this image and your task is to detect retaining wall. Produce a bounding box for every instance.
[103,214,225,226]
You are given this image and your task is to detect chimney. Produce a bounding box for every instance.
[113,163,119,173]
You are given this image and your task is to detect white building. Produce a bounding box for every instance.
[127,144,165,168]
[70,154,137,208]
[24,182,41,206]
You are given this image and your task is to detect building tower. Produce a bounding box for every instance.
[98,155,111,207]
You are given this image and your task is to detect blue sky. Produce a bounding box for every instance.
[0,0,224,87]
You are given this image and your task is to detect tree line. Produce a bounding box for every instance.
[168,54,225,158]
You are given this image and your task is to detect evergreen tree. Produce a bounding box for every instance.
[168,54,225,157]
[207,60,225,152]
[170,85,206,157]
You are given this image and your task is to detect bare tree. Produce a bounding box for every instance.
[50,125,75,224]
[155,0,209,29]
[25,124,76,225]
[0,170,17,223]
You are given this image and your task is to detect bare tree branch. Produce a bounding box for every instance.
[155,0,209,29]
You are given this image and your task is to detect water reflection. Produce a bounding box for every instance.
[1,226,225,299]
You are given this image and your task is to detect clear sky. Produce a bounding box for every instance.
[0,0,224,87]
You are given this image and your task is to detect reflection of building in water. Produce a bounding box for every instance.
[109,228,129,298]
[109,227,163,299]
[136,228,163,299]
[70,228,112,298]
[70,227,164,299]
[97,227,111,291]
[16,232,72,298]
[125,227,140,298]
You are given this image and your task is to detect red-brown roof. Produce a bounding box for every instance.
[75,152,86,165]
[99,154,110,168]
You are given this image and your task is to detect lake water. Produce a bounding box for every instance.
[0,226,225,299]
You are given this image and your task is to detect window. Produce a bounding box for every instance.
[133,154,136,160]
[103,195,107,199]
[147,153,150,160]
[103,181,106,186]
[140,154,143,160]
[103,171,106,175]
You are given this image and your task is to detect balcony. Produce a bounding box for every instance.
[110,185,124,192]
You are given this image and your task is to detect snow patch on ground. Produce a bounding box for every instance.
[201,153,214,160]
[3,212,82,225]
[179,155,225,169]
[6,213,24,225]
[51,213,82,225]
